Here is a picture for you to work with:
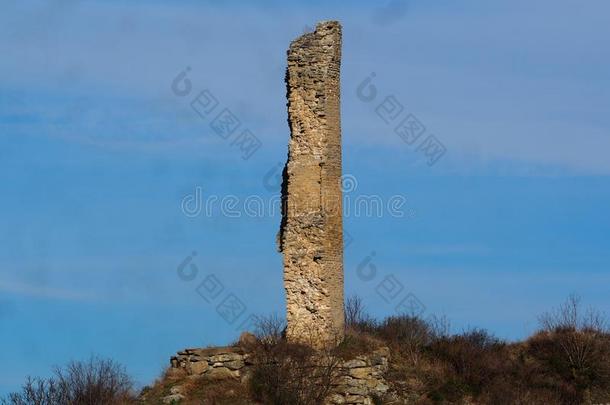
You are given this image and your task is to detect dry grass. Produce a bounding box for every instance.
[6,295,610,405]
[139,368,251,405]
[128,297,610,404]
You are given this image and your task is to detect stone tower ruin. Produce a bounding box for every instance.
[278,21,344,348]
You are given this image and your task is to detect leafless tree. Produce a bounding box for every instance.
[344,295,365,326]
[249,341,341,405]
[427,314,451,340]
[2,357,134,405]
[2,377,59,405]
[532,294,610,402]
[254,313,286,348]
[539,293,608,333]
[377,315,433,365]
[344,295,376,332]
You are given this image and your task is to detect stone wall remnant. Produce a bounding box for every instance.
[278,20,345,348]
[169,345,390,405]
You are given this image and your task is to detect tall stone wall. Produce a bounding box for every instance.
[278,21,344,347]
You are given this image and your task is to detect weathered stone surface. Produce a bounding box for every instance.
[329,393,346,404]
[209,353,243,363]
[344,394,367,404]
[203,366,239,380]
[343,359,367,368]
[170,345,247,382]
[189,361,209,375]
[348,366,374,379]
[224,359,245,370]
[162,393,184,404]
[345,386,368,396]
[279,20,345,349]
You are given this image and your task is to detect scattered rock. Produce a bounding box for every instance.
[204,366,239,380]
[348,366,374,379]
[162,393,184,404]
[343,359,367,368]
[224,359,245,370]
[189,361,208,375]
[209,353,242,363]
[238,331,257,346]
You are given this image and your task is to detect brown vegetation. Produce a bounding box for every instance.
[247,313,341,405]
[342,294,610,405]
[1,356,135,405]
[5,295,610,404]
[139,374,251,405]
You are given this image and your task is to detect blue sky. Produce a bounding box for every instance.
[1,0,610,394]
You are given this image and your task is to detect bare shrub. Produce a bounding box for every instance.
[344,295,377,333]
[539,293,608,334]
[529,294,610,403]
[254,313,286,347]
[248,313,341,404]
[427,314,451,340]
[478,377,563,405]
[428,328,506,398]
[2,356,134,405]
[249,340,341,405]
[344,295,364,326]
[334,328,384,360]
[376,315,432,366]
[2,377,59,405]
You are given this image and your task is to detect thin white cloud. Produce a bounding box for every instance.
[0,279,97,301]
[1,0,610,173]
